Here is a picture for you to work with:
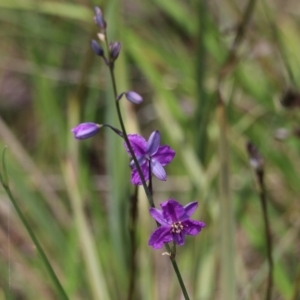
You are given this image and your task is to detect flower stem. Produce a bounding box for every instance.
[246,142,273,300]
[127,185,139,300]
[103,34,190,300]
[256,169,273,300]
[148,160,153,196]
[165,243,190,300]
[0,169,69,300]
[104,35,154,209]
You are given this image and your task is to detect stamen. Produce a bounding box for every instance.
[171,222,184,234]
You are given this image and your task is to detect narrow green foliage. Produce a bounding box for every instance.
[0,149,69,300]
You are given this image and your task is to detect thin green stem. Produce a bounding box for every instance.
[165,243,190,300]
[0,181,69,300]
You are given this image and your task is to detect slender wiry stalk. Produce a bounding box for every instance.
[219,0,257,80]
[166,248,190,300]
[0,159,69,300]
[257,170,273,300]
[104,41,154,209]
[246,142,273,300]
[127,186,139,300]
[148,160,153,196]
[103,34,191,300]
[261,0,296,86]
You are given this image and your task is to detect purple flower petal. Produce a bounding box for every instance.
[146,131,160,156]
[130,164,149,185]
[71,122,100,140]
[173,232,186,246]
[183,220,206,235]
[184,202,198,217]
[151,160,166,181]
[153,145,175,166]
[161,199,187,223]
[124,134,147,156]
[148,226,173,249]
[149,208,169,226]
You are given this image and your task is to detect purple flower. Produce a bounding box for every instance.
[124,131,175,185]
[71,122,101,140]
[148,199,206,249]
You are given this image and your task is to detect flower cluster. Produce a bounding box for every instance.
[71,6,205,251]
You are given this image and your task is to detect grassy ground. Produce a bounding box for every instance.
[0,0,300,299]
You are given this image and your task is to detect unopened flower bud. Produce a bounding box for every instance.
[280,89,300,109]
[246,141,264,172]
[125,91,143,104]
[94,6,106,30]
[109,42,121,61]
[91,40,104,56]
[71,122,101,140]
[94,6,102,16]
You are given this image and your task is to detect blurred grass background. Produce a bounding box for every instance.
[0,0,300,299]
